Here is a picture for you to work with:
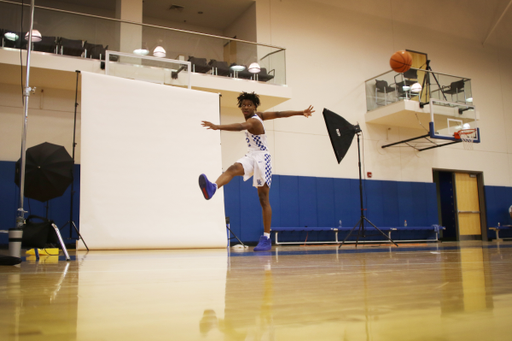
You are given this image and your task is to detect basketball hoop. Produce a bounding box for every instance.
[454,129,477,150]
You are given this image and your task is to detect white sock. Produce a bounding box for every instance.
[263,232,270,238]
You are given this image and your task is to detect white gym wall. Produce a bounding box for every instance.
[253,0,512,186]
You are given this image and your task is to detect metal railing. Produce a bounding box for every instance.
[0,0,286,85]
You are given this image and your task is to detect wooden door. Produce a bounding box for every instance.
[455,173,481,238]
[223,41,237,66]
[406,50,428,102]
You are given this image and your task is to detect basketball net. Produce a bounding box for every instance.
[455,129,477,150]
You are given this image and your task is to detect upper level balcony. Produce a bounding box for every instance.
[0,0,291,109]
[366,67,473,111]
[364,68,479,151]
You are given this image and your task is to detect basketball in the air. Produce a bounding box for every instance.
[390,50,412,73]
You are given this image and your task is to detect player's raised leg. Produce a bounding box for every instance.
[216,163,244,189]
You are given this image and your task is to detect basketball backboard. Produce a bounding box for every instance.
[365,68,481,151]
[427,99,480,143]
[371,98,481,151]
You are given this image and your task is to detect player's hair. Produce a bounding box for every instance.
[237,91,260,108]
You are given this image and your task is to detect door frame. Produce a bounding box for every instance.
[433,169,488,241]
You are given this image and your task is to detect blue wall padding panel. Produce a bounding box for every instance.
[277,176,300,227]
[484,185,512,239]
[298,176,317,227]
[3,158,512,245]
[382,180,400,226]
[269,175,281,231]
[0,161,81,245]
[365,180,385,225]
[397,182,414,226]
[0,162,18,241]
[239,178,263,241]
[223,175,442,243]
[426,184,439,225]
[334,178,359,228]
[316,177,335,227]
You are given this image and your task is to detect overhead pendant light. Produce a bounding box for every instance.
[230,64,245,72]
[4,32,19,41]
[248,62,260,73]
[25,29,42,42]
[153,46,166,58]
[410,82,422,93]
[133,48,150,56]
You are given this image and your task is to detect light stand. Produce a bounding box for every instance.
[339,130,398,248]
[322,108,397,248]
[9,0,37,258]
[61,70,89,250]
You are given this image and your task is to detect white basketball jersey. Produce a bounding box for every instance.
[245,115,268,152]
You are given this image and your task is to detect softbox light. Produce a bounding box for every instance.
[322,108,360,163]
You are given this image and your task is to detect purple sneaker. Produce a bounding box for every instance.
[199,174,216,200]
[254,236,271,251]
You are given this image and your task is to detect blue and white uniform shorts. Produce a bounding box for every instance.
[237,151,272,188]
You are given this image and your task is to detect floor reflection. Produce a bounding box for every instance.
[1,242,512,340]
[201,242,512,340]
[0,259,78,340]
[200,255,274,340]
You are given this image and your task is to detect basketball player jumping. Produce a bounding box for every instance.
[199,92,314,251]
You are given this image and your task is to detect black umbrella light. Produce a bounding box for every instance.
[15,142,73,202]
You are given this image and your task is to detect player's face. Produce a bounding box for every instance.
[240,99,256,117]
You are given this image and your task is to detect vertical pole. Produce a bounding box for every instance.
[10,0,36,257]
[69,71,79,238]
[357,133,365,236]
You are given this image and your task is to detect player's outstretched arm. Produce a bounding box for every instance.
[201,119,256,131]
[259,105,314,120]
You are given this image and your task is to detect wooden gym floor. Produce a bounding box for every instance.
[1,241,512,340]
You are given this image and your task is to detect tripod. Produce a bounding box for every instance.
[225,217,246,248]
[419,60,446,108]
[339,130,398,248]
[61,70,89,251]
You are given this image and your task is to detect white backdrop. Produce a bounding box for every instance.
[79,72,226,249]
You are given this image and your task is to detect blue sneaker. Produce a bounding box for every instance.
[199,174,216,200]
[254,236,271,251]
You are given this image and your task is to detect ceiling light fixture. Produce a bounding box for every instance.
[410,82,422,93]
[133,48,149,56]
[248,62,261,73]
[230,64,245,72]
[25,29,42,42]
[153,46,166,58]
[4,32,19,41]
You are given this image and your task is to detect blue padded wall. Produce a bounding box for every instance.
[484,185,512,239]
[2,158,512,245]
[0,161,18,243]
[223,175,441,243]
